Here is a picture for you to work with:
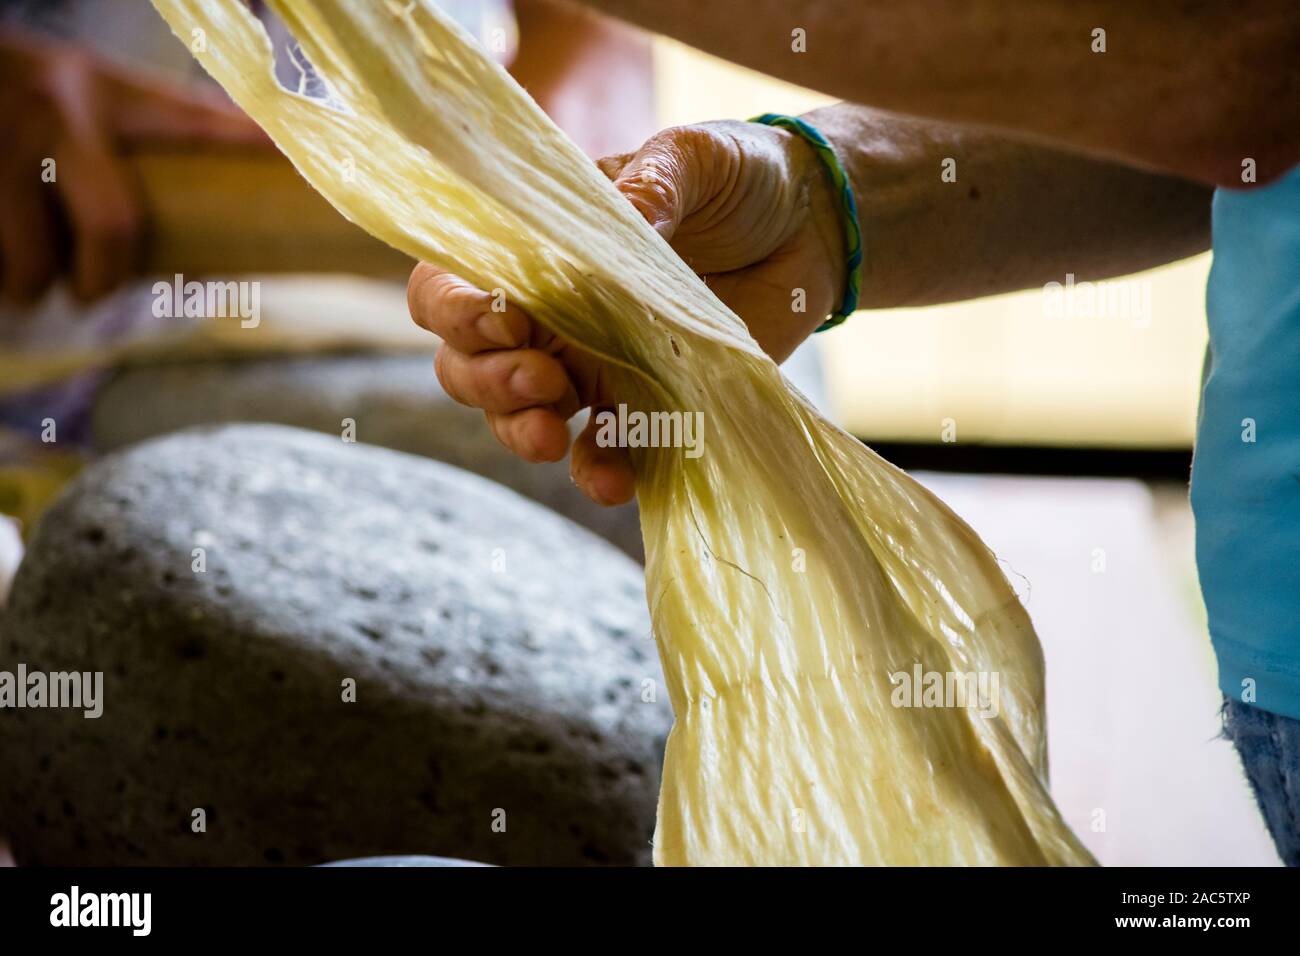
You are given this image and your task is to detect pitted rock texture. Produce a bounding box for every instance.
[91,355,646,559]
[90,345,831,563]
[0,424,670,866]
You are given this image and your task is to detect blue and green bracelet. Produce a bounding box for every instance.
[750,113,862,332]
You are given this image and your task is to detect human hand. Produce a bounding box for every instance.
[0,31,269,305]
[407,119,848,505]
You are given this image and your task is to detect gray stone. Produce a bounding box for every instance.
[90,354,646,560]
[321,855,489,867]
[89,344,832,564]
[0,424,670,866]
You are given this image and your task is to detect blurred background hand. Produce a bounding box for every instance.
[0,30,268,306]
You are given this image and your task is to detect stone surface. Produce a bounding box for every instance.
[0,424,670,866]
[321,855,489,867]
[91,354,648,559]
[90,344,832,563]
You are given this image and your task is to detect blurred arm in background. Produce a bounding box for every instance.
[511,0,655,159]
[0,0,656,305]
[0,29,268,305]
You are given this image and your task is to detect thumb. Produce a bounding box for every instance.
[606,130,696,244]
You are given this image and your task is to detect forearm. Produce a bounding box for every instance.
[512,0,655,158]
[803,103,1211,308]
[571,0,1300,186]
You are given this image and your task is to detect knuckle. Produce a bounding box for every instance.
[654,123,717,163]
[438,277,486,319]
[650,124,697,149]
[510,351,559,399]
[415,269,484,331]
[489,353,524,400]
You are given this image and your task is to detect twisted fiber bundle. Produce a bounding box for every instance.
[152,0,1094,866]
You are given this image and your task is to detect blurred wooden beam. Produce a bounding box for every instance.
[130,149,413,279]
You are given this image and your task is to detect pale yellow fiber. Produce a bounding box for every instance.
[151,0,1094,866]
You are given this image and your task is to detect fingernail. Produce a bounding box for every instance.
[511,365,549,402]
[587,478,616,508]
[477,312,516,348]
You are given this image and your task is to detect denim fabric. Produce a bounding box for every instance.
[1222,698,1300,866]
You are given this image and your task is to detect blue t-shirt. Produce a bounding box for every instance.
[1192,165,1300,720]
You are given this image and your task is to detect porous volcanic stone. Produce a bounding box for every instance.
[90,354,646,559]
[90,345,832,563]
[0,424,670,866]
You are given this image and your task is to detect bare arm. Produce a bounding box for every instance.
[565,0,1300,186]
[409,104,1213,502]
[805,103,1212,308]
[511,0,656,158]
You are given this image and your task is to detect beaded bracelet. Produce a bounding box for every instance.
[750,113,863,331]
